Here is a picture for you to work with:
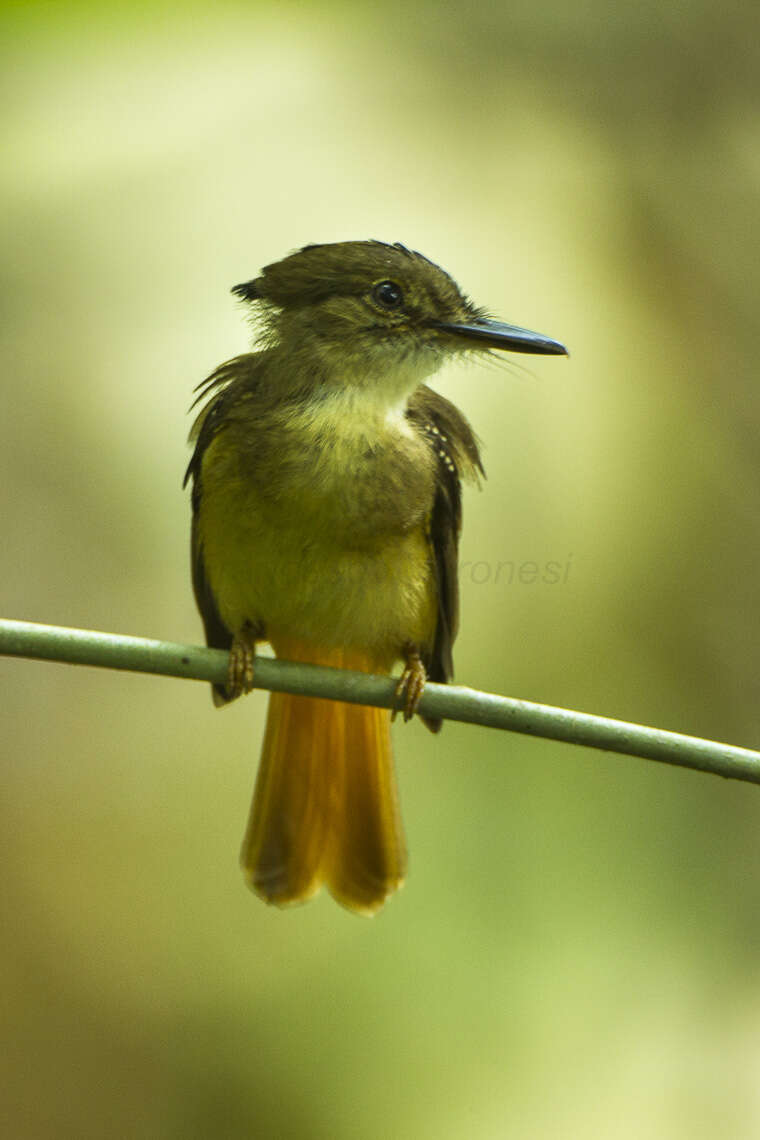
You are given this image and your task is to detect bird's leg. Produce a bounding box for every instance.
[393,643,427,722]
[227,621,262,700]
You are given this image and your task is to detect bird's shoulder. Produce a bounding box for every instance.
[406,384,484,485]
[183,352,269,497]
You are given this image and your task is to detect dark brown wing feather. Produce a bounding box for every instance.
[185,355,262,701]
[406,385,484,732]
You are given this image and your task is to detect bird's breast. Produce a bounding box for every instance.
[197,404,438,652]
[240,397,437,545]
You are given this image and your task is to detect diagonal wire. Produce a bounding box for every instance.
[2,617,759,785]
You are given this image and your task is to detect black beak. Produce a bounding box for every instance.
[435,318,567,356]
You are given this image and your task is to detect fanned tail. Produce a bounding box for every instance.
[240,645,407,915]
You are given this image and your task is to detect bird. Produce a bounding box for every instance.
[184,240,566,915]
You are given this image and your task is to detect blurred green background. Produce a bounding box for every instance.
[2,1,760,1136]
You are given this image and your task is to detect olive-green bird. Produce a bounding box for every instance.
[185,240,566,915]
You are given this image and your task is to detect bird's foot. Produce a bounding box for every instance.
[227,623,260,700]
[392,645,427,722]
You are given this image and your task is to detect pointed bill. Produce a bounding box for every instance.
[436,319,568,356]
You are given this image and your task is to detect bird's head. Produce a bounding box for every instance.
[232,240,566,400]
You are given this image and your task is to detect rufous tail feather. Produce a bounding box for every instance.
[240,645,406,915]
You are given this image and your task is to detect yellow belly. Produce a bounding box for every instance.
[197,431,438,665]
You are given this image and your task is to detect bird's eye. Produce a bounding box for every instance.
[372,280,404,309]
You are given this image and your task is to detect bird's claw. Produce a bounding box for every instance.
[392,647,427,722]
[227,625,259,700]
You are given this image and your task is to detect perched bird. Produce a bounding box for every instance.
[185,240,566,915]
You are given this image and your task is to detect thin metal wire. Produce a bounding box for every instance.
[2,617,760,785]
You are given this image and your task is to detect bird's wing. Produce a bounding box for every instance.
[406,385,484,731]
[184,354,261,659]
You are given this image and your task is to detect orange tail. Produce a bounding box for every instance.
[240,647,407,915]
